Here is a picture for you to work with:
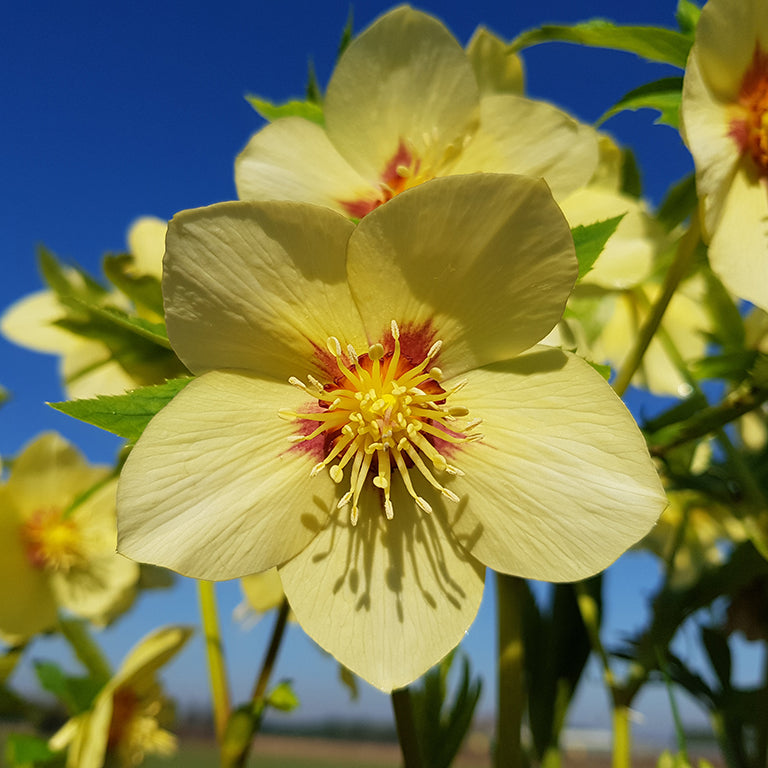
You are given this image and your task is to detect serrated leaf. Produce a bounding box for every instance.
[245,95,324,125]
[572,215,625,281]
[49,377,192,441]
[102,253,164,316]
[37,247,107,305]
[599,77,683,129]
[676,0,701,36]
[267,680,299,712]
[59,301,171,349]
[509,20,692,68]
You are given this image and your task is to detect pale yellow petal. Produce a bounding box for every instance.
[62,340,139,398]
[240,569,286,614]
[681,46,743,233]
[324,6,479,180]
[118,371,336,580]
[466,26,524,95]
[110,626,192,692]
[347,174,576,378]
[1,290,79,353]
[126,216,167,280]
[691,0,768,100]
[279,482,485,692]
[446,347,666,581]
[7,433,107,518]
[0,486,58,640]
[235,118,379,214]
[560,188,662,289]
[450,94,599,200]
[708,165,768,312]
[74,695,113,768]
[163,201,366,381]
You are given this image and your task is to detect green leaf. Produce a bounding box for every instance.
[305,59,322,104]
[58,301,171,349]
[0,385,9,407]
[509,20,692,68]
[49,377,192,441]
[598,77,683,129]
[657,174,698,232]
[266,680,299,712]
[337,7,354,60]
[4,733,62,767]
[676,0,701,36]
[102,253,165,316]
[572,214,625,281]
[33,661,100,715]
[59,619,112,686]
[619,148,643,198]
[37,246,107,305]
[701,627,732,692]
[245,95,324,125]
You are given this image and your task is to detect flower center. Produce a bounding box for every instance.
[732,45,768,176]
[283,321,481,525]
[20,507,84,572]
[340,133,469,218]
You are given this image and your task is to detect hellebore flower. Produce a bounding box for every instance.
[117,175,666,691]
[50,626,190,768]
[1,216,168,398]
[235,6,597,216]
[0,432,139,642]
[681,0,768,311]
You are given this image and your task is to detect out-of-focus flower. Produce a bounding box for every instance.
[50,625,190,768]
[0,433,139,642]
[680,0,768,312]
[117,175,666,691]
[465,26,524,95]
[235,6,597,216]
[641,489,746,589]
[1,217,168,398]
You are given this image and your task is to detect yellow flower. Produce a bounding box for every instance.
[117,175,666,691]
[1,216,167,398]
[0,433,139,642]
[235,6,597,216]
[50,626,190,768]
[680,0,768,311]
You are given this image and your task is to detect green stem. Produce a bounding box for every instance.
[495,572,526,768]
[391,686,424,768]
[197,579,231,743]
[59,618,111,686]
[222,598,291,768]
[612,214,700,397]
[612,706,631,768]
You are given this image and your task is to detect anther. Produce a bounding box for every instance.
[368,343,384,361]
[391,320,400,340]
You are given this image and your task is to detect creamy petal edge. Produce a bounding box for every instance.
[445,347,667,582]
[347,174,577,377]
[279,482,485,692]
[163,200,366,381]
[117,371,336,580]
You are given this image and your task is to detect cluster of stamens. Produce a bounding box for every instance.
[281,321,481,525]
[737,46,768,175]
[21,507,84,572]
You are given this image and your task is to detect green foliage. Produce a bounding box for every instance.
[33,661,101,715]
[523,578,601,761]
[245,95,324,125]
[675,0,701,37]
[409,650,482,768]
[267,681,300,712]
[656,174,698,232]
[510,20,692,68]
[572,214,625,281]
[50,376,192,441]
[102,252,165,316]
[59,619,112,686]
[5,733,64,768]
[599,77,683,129]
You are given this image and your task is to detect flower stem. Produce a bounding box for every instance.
[197,579,231,743]
[222,598,291,768]
[612,213,700,397]
[495,571,526,768]
[391,686,424,768]
[612,706,632,768]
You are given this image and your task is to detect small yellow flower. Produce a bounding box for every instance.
[117,175,666,691]
[681,0,768,311]
[50,626,190,768]
[1,216,168,398]
[0,433,139,642]
[235,6,597,216]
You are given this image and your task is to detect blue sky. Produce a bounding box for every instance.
[0,0,742,744]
